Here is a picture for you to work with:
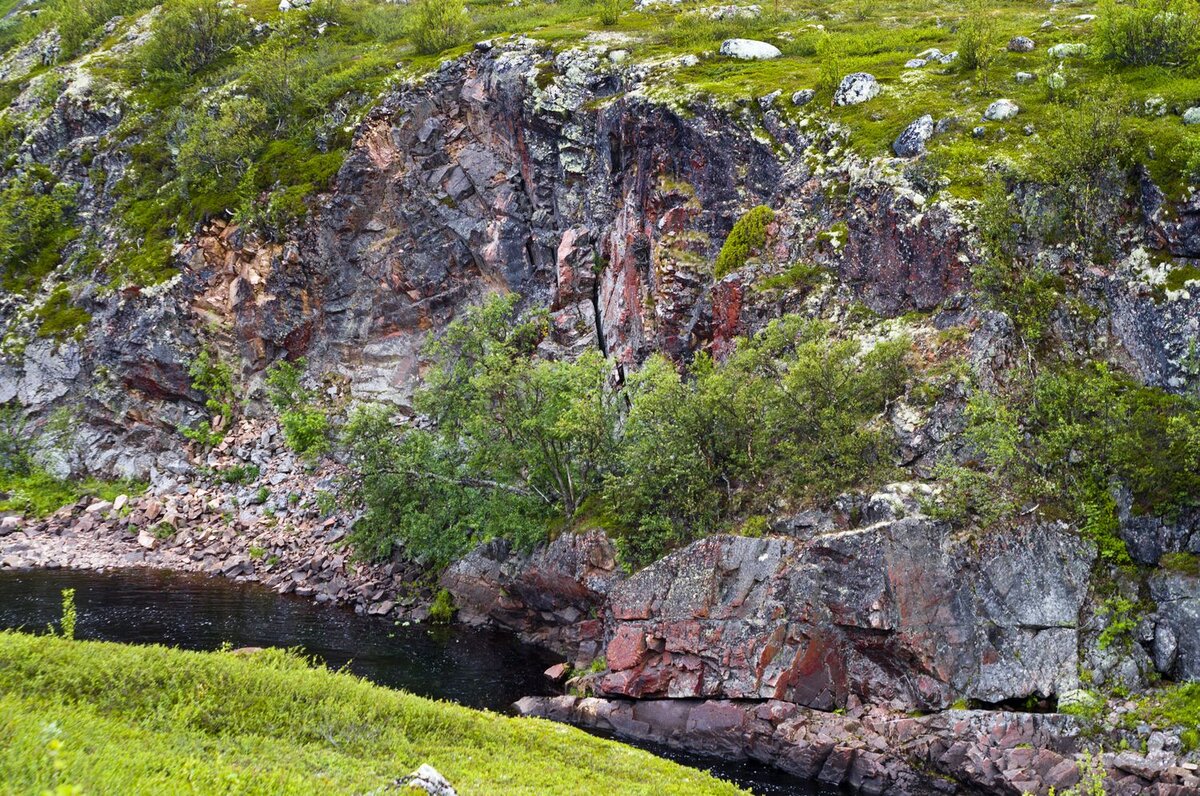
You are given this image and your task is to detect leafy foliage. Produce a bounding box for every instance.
[141,0,251,76]
[346,296,908,569]
[410,0,470,55]
[265,358,330,459]
[181,349,235,448]
[607,318,908,566]
[936,362,1200,561]
[1096,0,1200,67]
[345,295,619,566]
[956,0,998,72]
[0,168,78,291]
[1026,91,1140,256]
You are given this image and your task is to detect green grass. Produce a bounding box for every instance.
[0,471,145,517]
[0,632,747,795]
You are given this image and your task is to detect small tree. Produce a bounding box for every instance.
[142,0,250,76]
[1096,0,1200,67]
[957,0,999,72]
[597,0,623,26]
[410,0,471,55]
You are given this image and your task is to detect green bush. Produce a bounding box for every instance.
[51,0,157,56]
[409,0,471,55]
[142,0,250,76]
[345,298,909,569]
[939,362,1200,550]
[428,589,457,624]
[345,296,619,565]
[606,317,908,567]
[1026,91,1139,256]
[956,0,999,72]
[597,0,623,26]
[265,358,331,458]
[0,168,78,291]
[181,349,235,448]
[714,205,775,279]
[1096,0,1200,67]
[176,95,268,204]
[0,405,33,476]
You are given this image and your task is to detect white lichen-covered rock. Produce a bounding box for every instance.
[278,0,312,9]
[400,764,457,796]
[833,72,880,106]
[904,58,928,68]
[757,89,781,109]
[1007,36,1035,52]
[983,99,1019,121]
[1047,42,1088,58]
[718,38,781,60]
[791,88,815,106]
[893,115,934,158]
[1015,71,1036,83]
[634,0,682,8]
[1183,107,1200,125]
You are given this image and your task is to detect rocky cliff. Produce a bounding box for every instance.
[3,25,1200,796]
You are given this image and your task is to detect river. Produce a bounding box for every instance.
[0,568,834,796]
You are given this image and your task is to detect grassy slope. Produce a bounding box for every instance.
[0,632,747,795]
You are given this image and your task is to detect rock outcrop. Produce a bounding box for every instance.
[516,696,1200,795]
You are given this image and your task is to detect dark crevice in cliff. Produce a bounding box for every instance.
[591,268,608,358]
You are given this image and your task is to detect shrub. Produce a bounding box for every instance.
[265,358,331,458]
[714,205,775,279]
[176,96,268,203]
[428,589,457,625]
[597,0,623,26]
[1025,90,1139,257]
[0,405,33,476]
[409,0,471,55]
[181,349,235,448]
[956,0,999,71]
[939,361,1200,545]
[51,0,157,56]
[1096,0,1200,67]
[0,168,78,291]
[60,589,77,640]
[142,0,250,76]
[606,318,909,566]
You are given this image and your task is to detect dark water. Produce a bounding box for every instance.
[0,569,832,795]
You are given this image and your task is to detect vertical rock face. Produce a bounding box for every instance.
[3,39,985,479]
[597,519,1094,710]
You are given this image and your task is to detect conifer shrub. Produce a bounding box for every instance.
[714,205,775,279]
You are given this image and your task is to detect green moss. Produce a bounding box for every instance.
[714,204,774,278]
[1159,551,1200,576]
[1165,264,1200,292]
[34,287,91,342]
[755,261,827,292]
[0,632,746,795]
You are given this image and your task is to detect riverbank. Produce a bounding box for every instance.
[0,631,747,795]
[0,417,433,620]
